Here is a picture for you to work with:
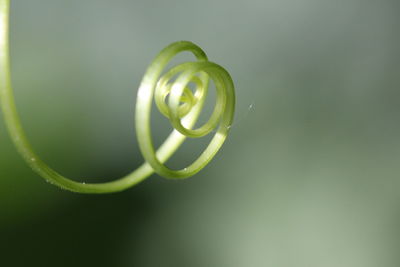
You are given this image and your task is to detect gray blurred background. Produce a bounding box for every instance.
[1,0,400,266]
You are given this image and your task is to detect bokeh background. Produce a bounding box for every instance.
[1,0,400,266]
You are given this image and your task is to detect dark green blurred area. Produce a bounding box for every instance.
[1,0,400,266]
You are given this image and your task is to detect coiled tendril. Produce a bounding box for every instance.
[0,0,235,193]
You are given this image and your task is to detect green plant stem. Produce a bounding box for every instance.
[0,0,235,193]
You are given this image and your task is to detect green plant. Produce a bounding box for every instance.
[0,0,235,193]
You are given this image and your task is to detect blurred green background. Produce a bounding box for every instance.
[1,0,400,266]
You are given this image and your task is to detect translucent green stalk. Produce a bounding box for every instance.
[0,0,235,193]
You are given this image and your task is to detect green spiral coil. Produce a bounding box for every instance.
[0,0,235,193]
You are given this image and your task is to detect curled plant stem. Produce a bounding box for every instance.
[0,0,235,194]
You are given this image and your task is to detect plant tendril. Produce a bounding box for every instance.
[0,0,235,193]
